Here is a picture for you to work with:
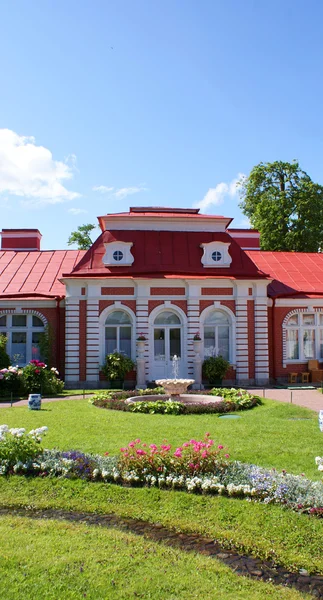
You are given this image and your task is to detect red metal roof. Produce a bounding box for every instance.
[64,230,267,279]
[0,250,85,297]
[247,251,323,296]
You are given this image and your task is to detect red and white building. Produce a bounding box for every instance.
[1,207,323,387]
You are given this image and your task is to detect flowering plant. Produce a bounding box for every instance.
[118,434,230,479]
[137,333,147,341]
[193,332,202,341]
[0,424,47,473]
[21,360,64,395]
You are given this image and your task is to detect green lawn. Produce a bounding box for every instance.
[0,515,308,600]
[0,397,322,597]
[0,397,321,478]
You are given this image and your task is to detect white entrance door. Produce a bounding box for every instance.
[152,311,182,380]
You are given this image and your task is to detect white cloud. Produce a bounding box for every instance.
[114,186,147,199]
[92,185,115,193]
[195,174,245,212]
[68,208,88,215]
[0,129,80,207]
[92,185,147,199]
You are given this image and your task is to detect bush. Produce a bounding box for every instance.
[202,355,230,382]
[0,335,10,370]
[20,361,64,395]
[101,352,135,382]
[0,425,47,473]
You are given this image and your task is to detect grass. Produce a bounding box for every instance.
[0,477,322,574]
[0,514,309,600]
[0,396,322,596]
[0,398,321,478]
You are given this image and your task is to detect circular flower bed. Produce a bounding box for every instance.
[91,388,262,415]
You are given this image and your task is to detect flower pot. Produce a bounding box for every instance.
[193,340,202,355]
[28,394,42,410]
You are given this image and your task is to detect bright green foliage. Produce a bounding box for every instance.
[101,352,135,381]
[239,160,323,251]
[202,355,230,381]
[0,335,10,369]
[130,399,184,414]
[67,223,96,250]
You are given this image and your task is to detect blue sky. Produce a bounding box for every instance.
[1,0,323,249]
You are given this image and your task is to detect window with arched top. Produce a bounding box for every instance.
[154,311,181,325]
[153,310,182,364]
[285,312,323,361]
[104,310,132,357]
[203,310,230,360]
[0,313,45,366]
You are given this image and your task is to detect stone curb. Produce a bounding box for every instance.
[0,507,322,597]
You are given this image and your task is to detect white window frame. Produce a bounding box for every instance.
[0,313,46,366]
[283,310,323,363]
[99,305,136,364]
[200,305,236,364]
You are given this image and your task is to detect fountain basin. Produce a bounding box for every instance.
[125,394,224,405]
[155,379,195,397]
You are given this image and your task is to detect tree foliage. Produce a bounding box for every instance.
[238,161,323,251]
[67,224,96,250]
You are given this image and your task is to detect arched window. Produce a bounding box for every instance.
[105,310,132,357]
[0,313,45,366]
[203,310,230,361]
[285,312,323,361]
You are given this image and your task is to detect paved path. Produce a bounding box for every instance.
[247,387,323,413]
[1,388,323,412]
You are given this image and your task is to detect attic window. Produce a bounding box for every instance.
[113,250,124,262]
[102,241,134,267]
[200,241,232,268]
[212,251,222,262]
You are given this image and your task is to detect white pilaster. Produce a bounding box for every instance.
[65,299,80,382]
[254,297,269,385]
[86,299,100,381]
[135,282,150,383]
[187,283,201,379]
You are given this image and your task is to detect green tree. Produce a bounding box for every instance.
[238,161,323,251]
[67,224,96,250]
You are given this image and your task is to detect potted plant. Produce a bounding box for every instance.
[101,352,135,389]
[202,355,230,386]
[193,331,202,355]
[136,333,146,359]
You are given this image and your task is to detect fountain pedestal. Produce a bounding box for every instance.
[155,379,195,399]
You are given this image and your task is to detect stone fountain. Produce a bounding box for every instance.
[127,355,224,405]
[155,355,194,399]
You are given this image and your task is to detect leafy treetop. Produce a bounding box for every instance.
[67,224,96,250]
[238,160,323,252]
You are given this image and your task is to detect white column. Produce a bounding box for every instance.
[86,299,100,382]
[135,282,149,385]
[254,298,269,385]
[187,291,200,379]
[235,297,249,383]
[65,299,80,383]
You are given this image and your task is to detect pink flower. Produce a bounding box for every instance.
[201,451,207,458]
[120,447,126,452]
[205,432,210,437]
[128,442,135,448]
[182,442,189,447]
[104,452,109,456]
[218,445,224,450]
[136,449,146,455]
[225,454,230,458]
[149,444,158,450]
[174,450,182,458]
[135,438,141,444]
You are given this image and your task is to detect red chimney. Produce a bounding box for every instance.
[0,229,42,251]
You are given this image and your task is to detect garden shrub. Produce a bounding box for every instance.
[131,400,184,415]
[0,425,47,473]
[21,360,64,395]
[0,335,10,369]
